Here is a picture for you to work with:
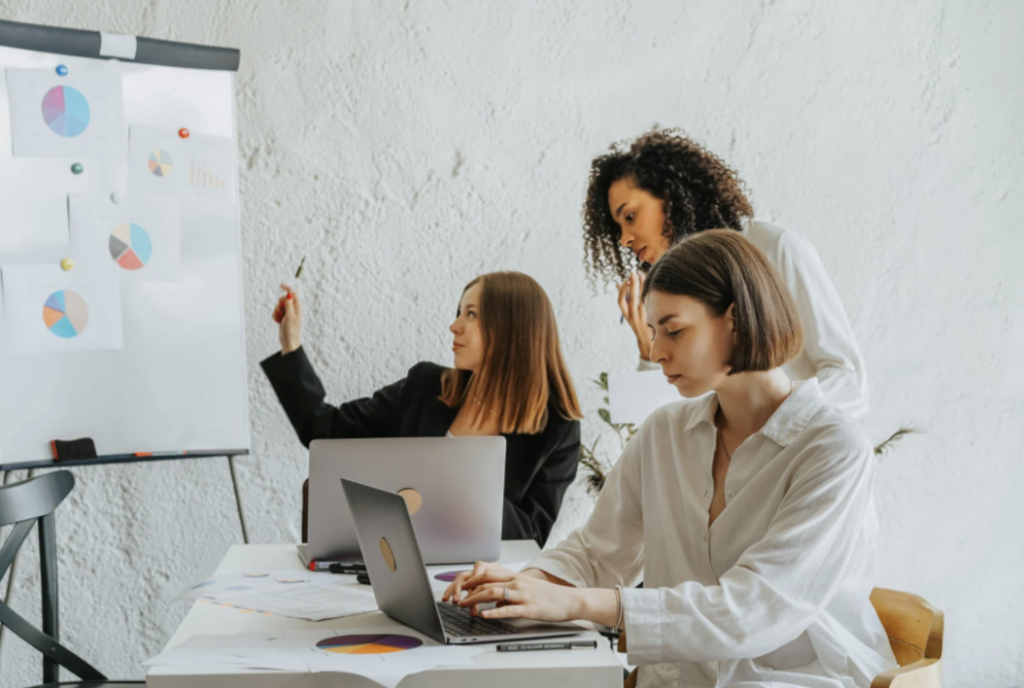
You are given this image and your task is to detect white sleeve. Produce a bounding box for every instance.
[621,439,876,665]
[637,356,660,372]
[775,232,869,418]
[526,434,645,589]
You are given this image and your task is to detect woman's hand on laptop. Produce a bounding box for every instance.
[442,562,618,625]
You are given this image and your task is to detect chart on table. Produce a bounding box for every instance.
[315,634,423,654]
[108,223,153,270]
[41,85,91,138]
[148,148,173,177]
[43,290,89,338]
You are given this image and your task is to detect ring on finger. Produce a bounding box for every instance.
[504,587,510,602]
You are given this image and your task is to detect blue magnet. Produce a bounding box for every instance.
[71,162,83,175]
[56,64,68,76]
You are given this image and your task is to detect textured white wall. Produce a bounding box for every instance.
[0,2,1021,686]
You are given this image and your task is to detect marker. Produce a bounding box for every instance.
[295,256,306,279]
[329,562,367,575]
[356,572,371,585]
[134,451,187,457]
[309,559,363,572]
[497,640,597,652]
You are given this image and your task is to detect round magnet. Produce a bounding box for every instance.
[111,191,124,204]
[71,162,83,175]
[56,64,68,76]
[178,128,190,139]
[60,257,75,271]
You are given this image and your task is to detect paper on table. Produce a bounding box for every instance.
[214,580,378,621]
[180,569,344,602]
[608,370,682,425]
[129,125,236,217]
[69,194,181,281]
[1,264,123,354]
[6,69,126,158]
[286,628,486,688]
[143,633,307,672]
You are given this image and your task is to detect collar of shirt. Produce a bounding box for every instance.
[682,378,826,448]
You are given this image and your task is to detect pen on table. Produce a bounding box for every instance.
[496,640,597,652]
[329,562,367,575]
[309,560,364,572]
[295,256,305,279]
[356,572,371,585]
[134,451,187,457]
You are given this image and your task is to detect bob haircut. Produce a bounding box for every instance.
[642,230,803,374]
[439,271,582,433]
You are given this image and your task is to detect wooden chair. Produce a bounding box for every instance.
[618,587,943,688]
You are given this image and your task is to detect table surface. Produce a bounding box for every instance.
[148,542,622,688]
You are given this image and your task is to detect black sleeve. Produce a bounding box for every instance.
[501,419,581,547]
[260,347,416,447]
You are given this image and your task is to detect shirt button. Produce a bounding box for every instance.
[727,492,733,499]
[703,487,710,497]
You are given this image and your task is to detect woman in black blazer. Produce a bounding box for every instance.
[262,271,583,547]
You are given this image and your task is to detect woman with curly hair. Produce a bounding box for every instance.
[583,129,869,418]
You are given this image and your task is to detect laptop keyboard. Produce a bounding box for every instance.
[437,602,523,637]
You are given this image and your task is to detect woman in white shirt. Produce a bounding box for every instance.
[583,129,869,418]
[444,230,897,688]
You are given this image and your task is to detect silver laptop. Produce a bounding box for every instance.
[342,478,584,644]
[299,437,506,567]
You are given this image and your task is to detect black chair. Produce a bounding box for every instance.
[0,470,143,687]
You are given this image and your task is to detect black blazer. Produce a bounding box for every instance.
[261,347,581,546]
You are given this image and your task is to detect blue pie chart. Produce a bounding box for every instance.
[41,85,90,138]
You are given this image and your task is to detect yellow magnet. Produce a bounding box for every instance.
[60,257,75,271]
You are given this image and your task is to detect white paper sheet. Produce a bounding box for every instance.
[287,628,485,687]
[214,580,379,621]
[608,370,683,425]
[0,195,70,264]
[68,194,181,281]
[6,69,126,158]
[181,569,344,601]
[144,629,487,686]
[128,124,236,217]
[1,263,122,354]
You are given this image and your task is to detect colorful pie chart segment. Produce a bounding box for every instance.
[148,149,173,177]
[42,85,90,138]
[315,634,423,655]
[434,570,471,582]
[43,290,89,338]
[109,223,153,270]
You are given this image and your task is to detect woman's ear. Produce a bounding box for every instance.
[725,303,737,342]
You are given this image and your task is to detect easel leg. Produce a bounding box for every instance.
[227,456,249,544]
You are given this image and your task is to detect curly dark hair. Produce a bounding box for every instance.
[582,128,754,288]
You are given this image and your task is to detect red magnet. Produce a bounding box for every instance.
[178,128,190,139]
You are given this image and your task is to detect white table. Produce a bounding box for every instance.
[147,542,622,687]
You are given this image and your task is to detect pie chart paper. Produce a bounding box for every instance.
[41,85,90,137]
[6,69,126,157]
[43,290,89,338]
[109,223,153,270]
[316,634,423,655]
[1,264,123,354]
[69,194,181,282]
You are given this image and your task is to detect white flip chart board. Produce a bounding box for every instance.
[0,21,249,463]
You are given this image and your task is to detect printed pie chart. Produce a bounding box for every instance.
[42,85,90,138]
[148,149,173,176]
[434,570,471,582]
[109,223,153,270]
[316,634,423,654]
[43,290,89,338]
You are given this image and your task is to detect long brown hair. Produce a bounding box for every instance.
[439,272,582,434]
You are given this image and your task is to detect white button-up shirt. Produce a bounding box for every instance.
[528,380,897,688]
[639,220,870,419]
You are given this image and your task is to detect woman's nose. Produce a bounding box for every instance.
[619,232,633,249]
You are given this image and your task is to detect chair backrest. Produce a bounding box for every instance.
[0,470,106,683]
[869,587,944,666]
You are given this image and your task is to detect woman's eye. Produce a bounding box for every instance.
[467,311,476,319]
[626,213,635,223]
[668,329,683,338]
